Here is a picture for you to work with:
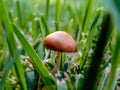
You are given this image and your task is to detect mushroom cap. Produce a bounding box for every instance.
[43,31,76,52]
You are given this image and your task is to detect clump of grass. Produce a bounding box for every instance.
[0,0,120,90]
[0,1,27,89]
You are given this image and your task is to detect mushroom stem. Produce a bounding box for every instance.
[51,52,61,74]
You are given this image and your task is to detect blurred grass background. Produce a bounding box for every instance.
[0,0,120,90]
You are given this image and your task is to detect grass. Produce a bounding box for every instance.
[12,24,56,89]
[0,49,21,89]
[0,1,27,89]
[0,0,120,90]
[81,12,113,90]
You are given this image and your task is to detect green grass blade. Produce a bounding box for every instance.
[103,1,120,89]
[97,67,110,90]
[0,1,27,90]
[67,18,73,34]
[0,49,21,88]
[15,0,22,27]
[55,0,61,31]
[33,18,41,40]
[12,24,57,89]
[104,34,120,90]
[40,14,50,36]
[80,8,102,70]
[45,0,50,20]
[55,18,60,31]
[82,0,94,33]
[55,0,61,21]
[81,13,113,90]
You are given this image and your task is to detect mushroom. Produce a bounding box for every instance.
[43,31,76,73]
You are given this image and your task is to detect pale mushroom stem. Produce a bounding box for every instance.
[51,52,61,74]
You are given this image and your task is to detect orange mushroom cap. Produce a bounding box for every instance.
[43,31,76,52]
